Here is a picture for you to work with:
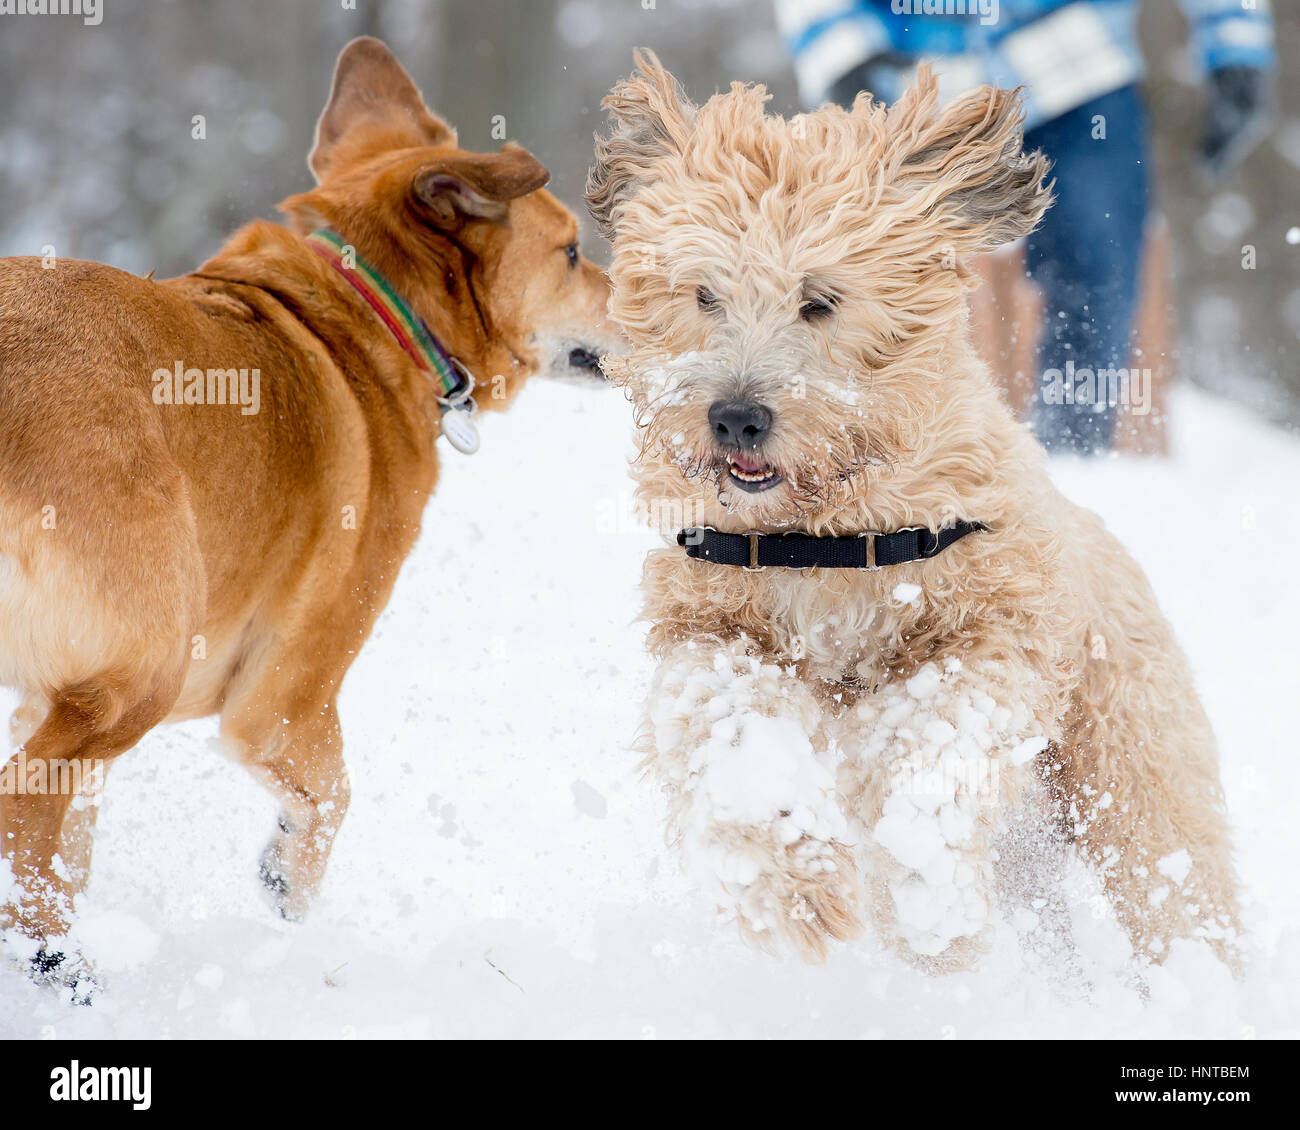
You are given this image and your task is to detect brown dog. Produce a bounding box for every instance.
[0,37,617,995]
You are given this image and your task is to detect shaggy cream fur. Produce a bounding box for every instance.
[589,52,1241,970]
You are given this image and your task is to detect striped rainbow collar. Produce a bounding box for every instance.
[305,228,472,404]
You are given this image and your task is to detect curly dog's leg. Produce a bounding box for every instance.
[843,657,1053,972]
[643,636,860,961]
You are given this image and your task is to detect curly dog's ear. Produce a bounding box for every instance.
[890,66,1054,253]
[586,48,696,242]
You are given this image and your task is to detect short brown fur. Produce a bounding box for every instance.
[0,38,618,978]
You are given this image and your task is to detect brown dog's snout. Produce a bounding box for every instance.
[568,347,604,374]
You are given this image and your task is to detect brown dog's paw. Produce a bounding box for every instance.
[4,930,99,1005]
[258,844,290,903]
[30,947,98,1005]
[258,818,304,922]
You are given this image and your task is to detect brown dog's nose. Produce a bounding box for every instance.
[569,347,603,372]
[709,400,771,448]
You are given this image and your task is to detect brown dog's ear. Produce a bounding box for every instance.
[586,48,695,242]
[414,143,551,227]
[311,36,456,181]
[890,67,1053,253]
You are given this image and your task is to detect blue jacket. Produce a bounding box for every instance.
[775,0,1277,127]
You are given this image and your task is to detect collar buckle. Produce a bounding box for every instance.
[856,532,880,572]
[744,531,763,572]
[437,359,476,410]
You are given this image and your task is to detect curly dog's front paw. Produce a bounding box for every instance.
[714,832,862,961]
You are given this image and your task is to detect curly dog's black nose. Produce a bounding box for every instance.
[709,400,771,447]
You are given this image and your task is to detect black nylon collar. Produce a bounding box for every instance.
[676,521,985,570]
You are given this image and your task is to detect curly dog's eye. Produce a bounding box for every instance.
[696,287,721,313]
[800,297,836,322]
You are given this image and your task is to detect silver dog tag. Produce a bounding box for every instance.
[440,404,480,455]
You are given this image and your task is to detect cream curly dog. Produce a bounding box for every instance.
[588,53,1241,971]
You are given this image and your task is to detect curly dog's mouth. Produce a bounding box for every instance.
[725,451,783,493]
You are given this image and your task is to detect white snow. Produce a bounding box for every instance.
[875,804,949,874]
[905,664,943,701]
[854,657,1045,955]
[1157,849,1194,887]
[1,382,1298,1036]
[1008,736,1048,766]
[697,713,827,829]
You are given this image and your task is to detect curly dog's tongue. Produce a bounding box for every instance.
[729,452,768,475]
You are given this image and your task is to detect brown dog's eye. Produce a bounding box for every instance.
[565,243,579,267]
[800,297,836,322]
[696,287,720,313]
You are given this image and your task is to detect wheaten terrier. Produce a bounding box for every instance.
[588,53,1241,971]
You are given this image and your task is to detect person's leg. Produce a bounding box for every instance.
[1025,85,1150,454]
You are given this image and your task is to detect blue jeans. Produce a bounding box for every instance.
[1024,85,1150,454]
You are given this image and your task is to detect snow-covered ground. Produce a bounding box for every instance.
[1,381,1297,1039]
